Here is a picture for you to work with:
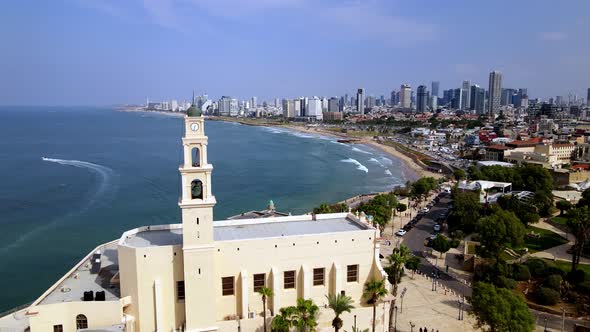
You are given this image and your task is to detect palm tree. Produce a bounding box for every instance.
[326,293,355,332]
[257,286,274,332]
[384,245,411,332]
[363,279,388,332]
[272,299,319,332]
[292,298,320,332]
[272,307,295,332]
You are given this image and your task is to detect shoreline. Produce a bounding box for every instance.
[210,116,443,181]
[116,110,442,181]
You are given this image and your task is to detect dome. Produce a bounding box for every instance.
[187,104,202,117]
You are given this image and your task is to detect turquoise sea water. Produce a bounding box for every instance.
[0,107,414,312]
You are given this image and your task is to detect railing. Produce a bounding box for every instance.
[0,302,32,319]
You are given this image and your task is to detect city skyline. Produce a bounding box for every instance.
[1,1,590,105]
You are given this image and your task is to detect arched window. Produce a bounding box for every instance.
[76,314,88,330]
[191,180,203,199]
[191,147,200,167]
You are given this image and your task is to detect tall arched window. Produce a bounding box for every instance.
[191,147,200,167]
[76,314,88,330]
[191,180,203,199]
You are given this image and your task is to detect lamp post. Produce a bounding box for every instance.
[544,317,548,332]
[400,287,407,313]
[394,306,398,332]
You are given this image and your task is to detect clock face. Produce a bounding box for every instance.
[190,123,200,132]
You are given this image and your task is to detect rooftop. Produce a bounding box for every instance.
[37,242,120,305]
[120,213,370,248]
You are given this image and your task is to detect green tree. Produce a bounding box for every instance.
[449,190,482,232]
[410,177,438,203]
[272,299,319,332]
[272,307,295,332]
[396,203,407,214]
[326,294,354,332]
[431,234,451,257]
[565,206,590,272]
[470,282,535,332]
[577,187,590,207]
[556,200,573,216]
[257,286,274,332]
[384,245,411,332]
[497,195,540,226]
[476,209,525,259]
[453,169,466,181]
[363,279,388,332]
[313,203,332,214]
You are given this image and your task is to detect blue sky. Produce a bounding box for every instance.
[1,0,589,105]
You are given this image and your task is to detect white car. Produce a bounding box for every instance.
[395,229,407,237]
[420,207,429,213]
[429,234,437,240]
[433,224,441,232]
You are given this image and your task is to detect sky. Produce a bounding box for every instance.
[1,0,590,105]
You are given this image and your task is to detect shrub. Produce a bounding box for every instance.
[513,265,531,281]
[495,276,517,289]
[543,275,563,291]
[450,239,460,248]
[534,287,560,305]
[576,281,590,295]
[542,263,564,277]
[566,270,586,285]
[526,258,547,277]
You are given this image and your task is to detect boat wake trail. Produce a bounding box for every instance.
[0,158,115,255]
[41,157,113,199]
[341,158,369,173]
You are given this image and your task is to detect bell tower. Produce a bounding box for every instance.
[180,102,217,331]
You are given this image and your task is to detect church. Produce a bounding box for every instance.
[3,104,388,332]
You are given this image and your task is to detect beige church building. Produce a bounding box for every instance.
[1,107,388,332]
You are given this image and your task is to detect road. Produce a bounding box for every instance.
[383,192,590,331]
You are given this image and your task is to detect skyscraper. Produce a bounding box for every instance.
[470,85,485,114]
[416,85,428,112]
[488,70,502,115]
[328,97,339,112]
[461,80,471,110]
[251,96,257,108]
[356,88,365,113]
[390,90,396,106]
[587,88,590,106]
[431,81,440,98]
[451,89,462,110]
[400,84,412,109]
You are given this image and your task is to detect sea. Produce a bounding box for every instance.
[0,106,414,312]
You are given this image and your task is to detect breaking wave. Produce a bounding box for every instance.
[352,147,372,155]
[341,158,369,173]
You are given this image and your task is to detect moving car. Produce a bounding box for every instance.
[420,207,430,213]
[433,224,441,232]
[395,229,407,237]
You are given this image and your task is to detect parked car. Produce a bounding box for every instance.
[429,234,437,240]
[395,229,407,237]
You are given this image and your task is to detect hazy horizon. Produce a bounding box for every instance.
[2,0,590,105]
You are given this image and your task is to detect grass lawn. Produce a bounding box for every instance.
[544,259,590,280]
[551,216,568,226]
[521,225,568,253]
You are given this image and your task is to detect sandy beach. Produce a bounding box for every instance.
[118,111,443,181]
[277,123,444,180]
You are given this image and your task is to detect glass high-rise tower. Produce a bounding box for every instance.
[488,71,502,115]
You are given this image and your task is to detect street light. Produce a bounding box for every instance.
[400,287,407,314]
[544,317,548,332]
[394,306,398,332]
